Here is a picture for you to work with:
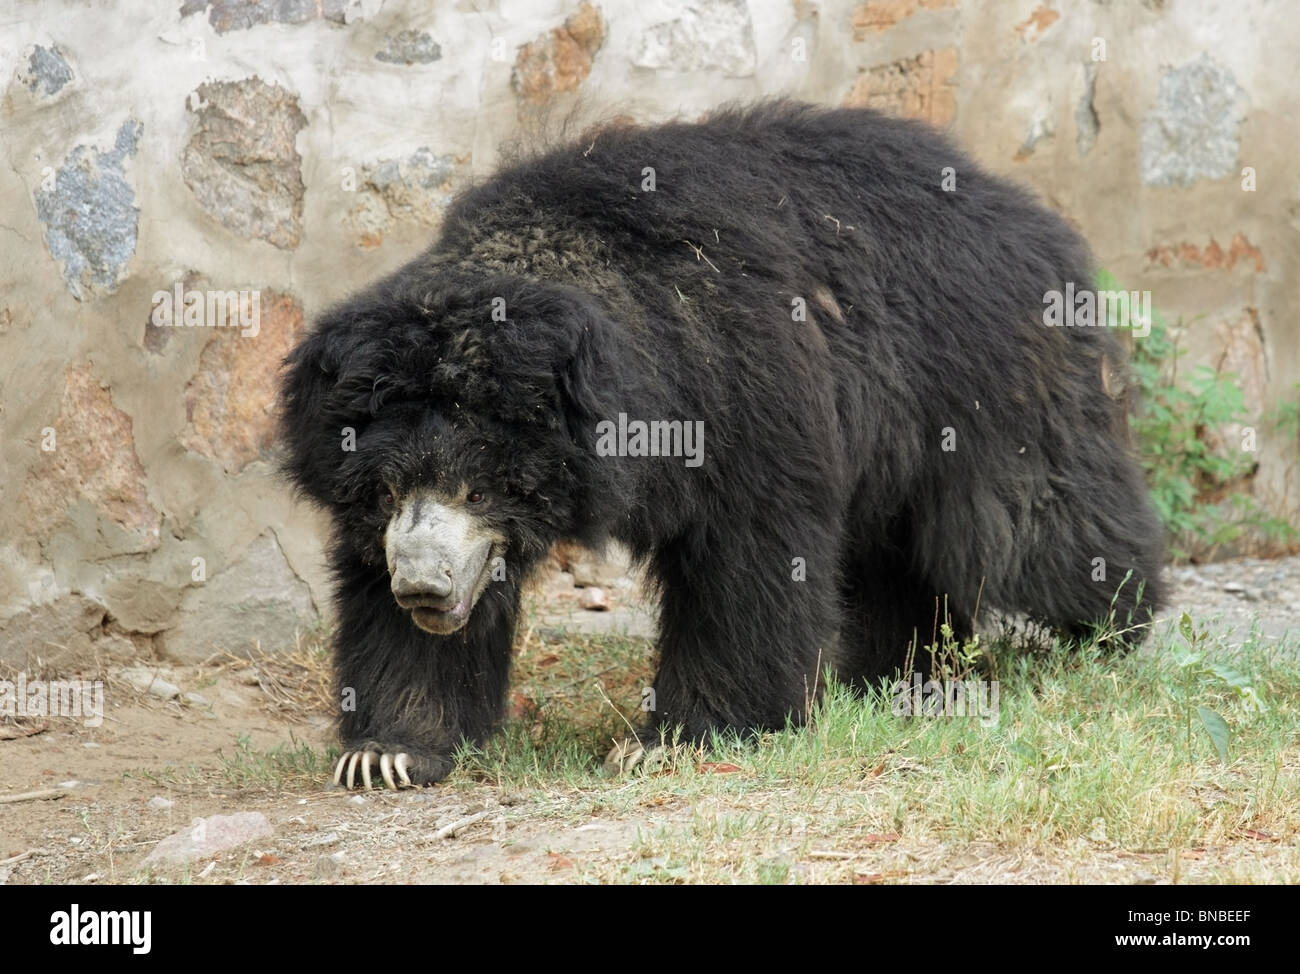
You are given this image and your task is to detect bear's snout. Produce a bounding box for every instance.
[390,558,456,608]
[382,487,503,634]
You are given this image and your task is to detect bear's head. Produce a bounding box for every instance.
[279,265,621,633]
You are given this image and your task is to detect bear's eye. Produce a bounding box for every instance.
[466,490,485,505]
[379,487,397,514]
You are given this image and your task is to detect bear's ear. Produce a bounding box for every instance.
[552,288,617,443]
[278,314,380,507]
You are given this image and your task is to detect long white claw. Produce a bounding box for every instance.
[333,753,349,787]
[361,751,375,790]
[380,753,397,790]
[394,753,412,787]
[346,751,362,790]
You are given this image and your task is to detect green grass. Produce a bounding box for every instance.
[217,733,339,789]
[191,613,1298,882]
[451,615,1299,881]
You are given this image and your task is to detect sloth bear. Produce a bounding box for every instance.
[280,102,1163,789]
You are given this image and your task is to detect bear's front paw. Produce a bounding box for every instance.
[332,744,452,790]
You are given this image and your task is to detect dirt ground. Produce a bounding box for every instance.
[1,556,1297,885]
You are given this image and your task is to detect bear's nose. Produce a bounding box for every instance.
[391,563,454,607]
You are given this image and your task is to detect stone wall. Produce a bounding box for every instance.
[2,0,1296,663]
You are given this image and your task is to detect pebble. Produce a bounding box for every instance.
[313,853,343,880]
[579,587,609,611]
[142,812,273,866]
[118,666,181,700]
[217,689,250,708]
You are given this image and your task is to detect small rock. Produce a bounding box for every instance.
[217,689,250,708]
[566,548,633,588]
[142,812,273,866]
[148,796,175,810]
[147,679,180,699]
[234,668,261,686]
[313,853,342,880]
[183,692,210,707]
[119,666,181,699]
[579,587,609,611]
[81,742,100,749]
[304,831,341,848]
[1223,582,1245,594]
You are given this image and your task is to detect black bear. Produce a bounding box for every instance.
[280,102,1163,790]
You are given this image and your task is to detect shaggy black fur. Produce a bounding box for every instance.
[280,102,1164,784]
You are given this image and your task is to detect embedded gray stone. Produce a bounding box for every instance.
[180,79,306,250]
[180,0,359,33]
[1019,114,1054,156]
[1140,54,1247,187]
[19,44,73,96]
[635,0,756,78]
[348,147,466,236]
[373,147,458,194]
[376,30,441,65]
[34,121,141,300]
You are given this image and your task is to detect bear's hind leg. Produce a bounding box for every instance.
[1008,456,1164,650]
[644,526,841,744]
[838,541,973,688]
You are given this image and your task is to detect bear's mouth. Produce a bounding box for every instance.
[411,601,471,633]
[403,543,499,635]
